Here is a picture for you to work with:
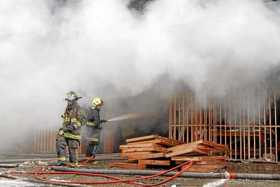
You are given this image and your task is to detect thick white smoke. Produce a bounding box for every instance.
[0,0,280,151]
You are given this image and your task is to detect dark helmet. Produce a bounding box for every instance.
[65,91,82,101]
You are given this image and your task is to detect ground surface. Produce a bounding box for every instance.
[1,154,280,186]
[1,177,280,187]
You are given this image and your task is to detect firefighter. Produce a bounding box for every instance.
[84,97,107,161]
[56,91,83,166]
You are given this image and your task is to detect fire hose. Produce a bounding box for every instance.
[9,161,193,186]
[51,167,280,180]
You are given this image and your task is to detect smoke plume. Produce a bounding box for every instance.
[1,0,280,151]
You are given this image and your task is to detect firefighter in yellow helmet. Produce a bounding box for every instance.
[84,97,107,160]
[55,91,83,166]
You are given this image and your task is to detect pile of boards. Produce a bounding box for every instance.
[168,140,227,172]
[110,135,228,172]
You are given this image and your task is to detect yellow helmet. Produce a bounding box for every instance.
[91,97,103,108]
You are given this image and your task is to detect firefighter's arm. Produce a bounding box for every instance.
[86,120,96,127]
[63,119,81,132]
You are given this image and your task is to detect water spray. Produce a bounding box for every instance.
[106,113,156,122]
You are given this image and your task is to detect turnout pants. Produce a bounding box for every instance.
[85,126,101,157]
[56,134,80,163]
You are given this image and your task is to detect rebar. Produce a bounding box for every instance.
[169,93,280,162]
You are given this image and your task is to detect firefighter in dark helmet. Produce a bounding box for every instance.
[56,91,83,166]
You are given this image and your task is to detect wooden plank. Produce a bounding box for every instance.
[197,145,212,152]
[193,148,210,155]
[121,147,156,153]
[121,151,152,158]
[167,140,204,152]
[121,144,166,153]
[166,140,227,158]
[127,136,182,147]
[167,140,203,151]
[120,143,156,149]
[128,139,163,145]
[138,159,170,166]
[166,149,207,158]
[127,152,165,160]
[171,156,226,162]
[197,146,225,156]
[201,141,226,150]
[126,135,159,143]
[156,136,183,146]
[166,140,205,157]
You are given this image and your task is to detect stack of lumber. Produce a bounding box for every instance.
[110,135,228,172]
[110,135,182,169]
[167,140,228,172]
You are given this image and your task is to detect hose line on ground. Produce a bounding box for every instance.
[9,161,193,186]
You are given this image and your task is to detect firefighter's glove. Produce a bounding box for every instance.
[64,124,78,132]
[58,129,64,136]
[62,126,71,132]
[72,124,79,129]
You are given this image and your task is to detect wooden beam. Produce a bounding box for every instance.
[126,135,159,143]
[121,144,166,153]
[125,152,165,160]
[171,156,226,162]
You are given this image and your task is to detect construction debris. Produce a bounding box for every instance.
[111,135,228,172]
[167,139,228,172]
[166,140,228,157]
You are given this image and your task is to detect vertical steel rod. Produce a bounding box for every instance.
[275,94,278,162]
[190,96,193,142]
[186,95,189,143]
[240,103,243,160]
[178,98,181,141]
[209,102,211,142]
[229,99,232,159]
[206,102,208,141]
[220,104,222,144]
[199,105,202,140]
[264,95,267,159]
[40,130,42,153]
[224,103,227,147]
[243,99,246,160]
[169,97,172,139]
[33,131,36,153]
[269,96,272,158]
[211,103,214,142]
[205,107,207,141]
[248,97,251,159]
[234,101,237,160]
[45,129,47,153]
[182,95,186,142]
[258,98,262,159]
[173,96,177,140]
[213,103,217,143]
[193,100,197,141]
[253,98,256,159]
